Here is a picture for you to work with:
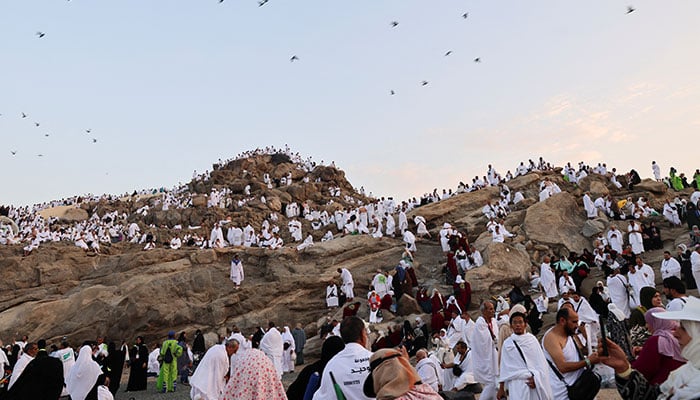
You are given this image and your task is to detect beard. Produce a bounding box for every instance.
[565,325,578,336]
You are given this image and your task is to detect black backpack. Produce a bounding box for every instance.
[163,345,174,363]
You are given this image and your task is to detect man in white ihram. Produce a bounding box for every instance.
[189,339,239,400]
[497,311,553,400]
[471,300,499,399]
[338,267,355,300]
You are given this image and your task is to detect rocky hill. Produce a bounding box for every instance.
[0,154,692,357]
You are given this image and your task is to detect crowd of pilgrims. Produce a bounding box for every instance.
[5,151,700,398]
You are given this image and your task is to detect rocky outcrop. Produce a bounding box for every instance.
[522,192,590,254]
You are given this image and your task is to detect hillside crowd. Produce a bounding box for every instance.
[4,152,700,399]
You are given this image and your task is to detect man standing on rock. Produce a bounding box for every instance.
[540,256,558,300]
[230,254,244,289]
[157,330,183,393]
[338,267,355,300]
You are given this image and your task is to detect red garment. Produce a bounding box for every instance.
[368,294,381,311]
[446,303,460,317]
[406,267,418,288]
[631,335,685,385]
[430,311,445,333]
[342,302,361,318]
[380,294,393,310]
[430,293,444,314]
[446,253,458,278]
[454,282,470,311]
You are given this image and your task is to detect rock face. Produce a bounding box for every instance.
[522,192,590,254]
[0,153,690,350]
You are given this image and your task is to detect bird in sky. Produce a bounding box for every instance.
[391,21,399,27]
[86,129,92,134]
[10,151,16,156]
[219,0,224,3]
[92,138,97,143]
[21,112,27,118]
[36,32,45,38]
[34,122,40,127]
[37,154,44,157]
[258,0,268,7]
[45,133,50,137]
[474,57,481,63]
[445,50,452,56]
[421,80,429,86]
[462,12,469,19]
[390,90,395,95]
[627,6,635,14]
[290,55,299,62]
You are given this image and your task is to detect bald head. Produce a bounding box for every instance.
[415,349,428,360]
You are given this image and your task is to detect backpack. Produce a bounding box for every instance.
[163,344,174,363]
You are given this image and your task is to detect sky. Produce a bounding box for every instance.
[1,1,699,206]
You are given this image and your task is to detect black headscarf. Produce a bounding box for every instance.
[286,336,345,400]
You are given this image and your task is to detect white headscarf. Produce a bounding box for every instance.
[659,320,700,399]
[66,345,102,400]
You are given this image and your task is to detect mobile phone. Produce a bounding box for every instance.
[599,315,609,356]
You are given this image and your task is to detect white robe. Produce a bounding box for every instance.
[607,274,631,318]
[499,333,553,400]
[339,268,354,299]
[661,257,682,280]
[583,194,597,218]
[628,222,645,254]
[326,284,339,307]
[52,347,76,397]
[259,327,284,377]
[230,259,244,286]
[540,263,558,298]
[471,316,499,385]
[67,345,102,400]
[8,353,33,389]
[607,229,623,254]
[281,327,296,373]
[189,344,230,400]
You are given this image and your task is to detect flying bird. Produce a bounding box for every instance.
[444,51,452,56]
[421,81,429,86]
[474,57,481,63]
[462,12,469,19]
[86,129,92,134]
[258,0,268,6]
[21,112,27,118]
[290,55,299,62]
[10,151,16,156]
[45,133,50,137]
[627,6,635,14]
[390,21,399,27]
[36,32,45,38]
[37,154,43,157]
[92,138,97,143]
[390,90,395,95]
[35,122,40,127]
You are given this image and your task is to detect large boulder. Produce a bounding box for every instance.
[581,218,607,238]
[397,295,423,316]
[62,207,88,222]
[635,179,668,194]
[467,242,530,302]
[522,192,590,254]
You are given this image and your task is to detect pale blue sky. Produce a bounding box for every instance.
[2,1,699,206]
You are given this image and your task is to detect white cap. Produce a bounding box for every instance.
[654,296,700,322]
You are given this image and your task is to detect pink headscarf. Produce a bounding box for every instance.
[645,307,684,362]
